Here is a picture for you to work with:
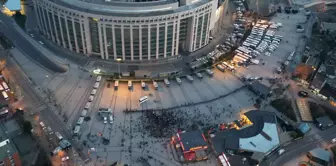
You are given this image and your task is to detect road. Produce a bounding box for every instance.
[1,51,88,165]
[0,13,66,73]
[260,125,336,166]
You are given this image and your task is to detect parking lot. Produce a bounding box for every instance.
[71,68,260,165]
[234,12,307,86]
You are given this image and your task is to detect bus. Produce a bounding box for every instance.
[2,91,8,100]
[139,96,148,104]
[186,75,194,82]
[55,132,63,141]
[216,64,225,72]
[96,76,102,82]
[176,77,182,85]
[1,82,9,91]
[222,62,235,71]
[141,81,146,89]
[234,55,248,62]
[73,126,81,136]
[164,78,170,87]
[153,81,158,89]
[93,82,100,89]
[128,81,132,89]
[114,80,119,88]
[205,69,214,76]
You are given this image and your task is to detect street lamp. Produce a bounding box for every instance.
[116,58,122,78]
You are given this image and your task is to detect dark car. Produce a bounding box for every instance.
[298,91,308,97]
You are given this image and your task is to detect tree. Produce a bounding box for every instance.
[23,121,32,134]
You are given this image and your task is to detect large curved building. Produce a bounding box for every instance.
[33,0,229,62]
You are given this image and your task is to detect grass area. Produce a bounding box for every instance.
[13,12,26,30]
[271,98,297,122]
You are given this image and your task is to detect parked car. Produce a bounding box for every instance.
[298,91,308,97]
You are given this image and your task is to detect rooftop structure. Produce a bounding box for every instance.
[3,0,21,11]
[307,148,331,166]
[0,139,21,166]
[210,110,280,162]
[248,81,272,98]
[172,130,208,162]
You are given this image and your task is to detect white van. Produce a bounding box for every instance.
[96,76,102,82]
[93,82,100,89]
[153,81,158,90]
[109,115,113,124]
[85,102,91,109]
[164,79,170,87]
[0,84,4,91]
[55,132,63,140]
[196,73,203,79]
[176,77,182,85]
[128,81,132,89]
[186,75,194,82]
[141,81,146,89]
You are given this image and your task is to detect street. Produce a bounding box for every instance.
[0,13,66,73]
[260,126,336,166]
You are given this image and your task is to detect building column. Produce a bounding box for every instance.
[40,8,50,38]
[83,18,92,56]
[112,25,117,60]
[171,21,176,56]
[164,22,168,58]
[139,26,142,60]
[46,10,55,42]
[199,14,205,47]
[103,24,108,59]
[130,26,134,60]
[64,19,73,51]
[72,18,79,53]
[121,25,125,60]
[97,23,104,59]
[175,19,180,56]
[80,21,86,54]
[156,24,159,59]
[52,12,60,45]
[148,27,151,60]
[58,14,66,48]
[193,15,199,50]
[34,2,44,35]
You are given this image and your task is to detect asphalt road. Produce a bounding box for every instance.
[260,125,336,166]
[0,13,66,73]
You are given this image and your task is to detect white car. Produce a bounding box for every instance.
[331,138,336,143]
[61,156,69,162]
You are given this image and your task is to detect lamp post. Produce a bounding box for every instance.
[116,58,122,78]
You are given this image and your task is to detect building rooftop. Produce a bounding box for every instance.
[248,81,272,97]
[4,0,21,11]
[310,74,327,90]
[316,116,334,127]
[211,110,280,154]
[177,130,207,152]
[309,148,331,162]
[0,139,17,161]
[52,0,210,17]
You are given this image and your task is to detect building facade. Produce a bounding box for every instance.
[33,0,226,62]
